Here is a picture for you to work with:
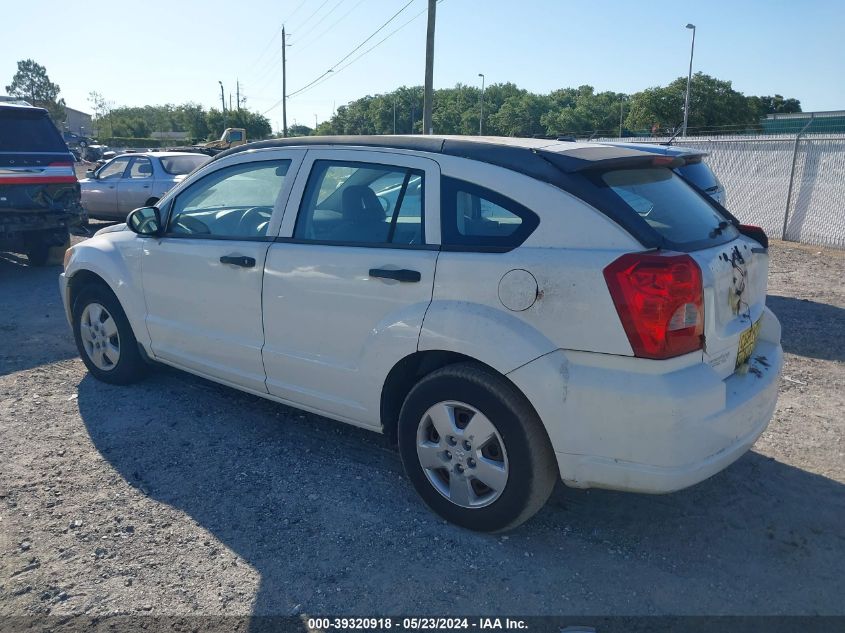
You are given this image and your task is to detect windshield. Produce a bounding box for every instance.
[0,110,67,152]
[159,154,210,175]
[600,167,737,248]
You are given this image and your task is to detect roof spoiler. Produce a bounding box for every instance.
[541,148,685,173]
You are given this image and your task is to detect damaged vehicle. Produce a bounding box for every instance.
[1,103,85,265]
[60,136,782,531]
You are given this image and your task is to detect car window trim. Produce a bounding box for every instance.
[440,176,540,252]
[96,156,132,180]
[293,158,427,248]
[163,158,292,240]
[126,155,153,180]
[273,236,439,251]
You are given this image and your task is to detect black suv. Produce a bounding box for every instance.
[0,104,85,265]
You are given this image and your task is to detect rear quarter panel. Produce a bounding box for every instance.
[419,156,640,374]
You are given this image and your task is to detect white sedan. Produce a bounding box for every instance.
[60,136,782,531]
[79,151,210,220]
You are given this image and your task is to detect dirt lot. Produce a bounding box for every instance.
[0,236,843,620]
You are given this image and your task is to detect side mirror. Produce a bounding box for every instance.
[86,169,96,179]
[127,206,162,236]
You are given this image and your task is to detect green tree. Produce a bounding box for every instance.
[747,94,802,119]
[625,72,756,135]
[287,123,313,137]
[205,108,272,141]
[6,59,65,123]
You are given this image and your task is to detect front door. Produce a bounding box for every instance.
[141,152,303,392]
[86,156,129,217]
[262,149,441,426]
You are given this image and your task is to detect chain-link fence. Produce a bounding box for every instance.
[594,134,845,249]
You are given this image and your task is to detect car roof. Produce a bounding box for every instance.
[0,103,49,116]
[216,134,671,176]
[114,151,211,159]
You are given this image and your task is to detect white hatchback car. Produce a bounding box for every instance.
[60,136,782,531]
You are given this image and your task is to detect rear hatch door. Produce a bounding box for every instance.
[0,106,78,214]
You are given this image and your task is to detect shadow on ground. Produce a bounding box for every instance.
[77,367,845,618]
[0,254,77,375]
[767,294,845,362]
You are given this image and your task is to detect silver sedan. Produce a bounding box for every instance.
[80,152,211,220]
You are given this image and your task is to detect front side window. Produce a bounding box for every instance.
[160,154,210,175]
[168,160,289,238]
[128,157,153,179]
[294,161,424,246]
[441,177,539,250]
[97,157,131,180]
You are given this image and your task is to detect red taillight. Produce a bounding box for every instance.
[603,252,704,359]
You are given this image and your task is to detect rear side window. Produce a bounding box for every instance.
[599,168,737,247]
[0,109,66,152]
[441,177,539,250]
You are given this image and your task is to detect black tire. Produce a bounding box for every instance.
[24,241,50,266]
[397,362,557,532]
[72,283,148,385]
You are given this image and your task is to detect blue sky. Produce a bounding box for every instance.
[4,0,843,132]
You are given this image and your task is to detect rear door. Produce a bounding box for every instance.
[117,155,155,213]
[262,149,440,427]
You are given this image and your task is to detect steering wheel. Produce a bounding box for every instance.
[236,206,273,237]
[172,214,211,235]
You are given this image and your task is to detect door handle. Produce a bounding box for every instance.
[369,268,421,282]
[220,255,256,268]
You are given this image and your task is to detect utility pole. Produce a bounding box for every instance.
[236,79,241,111]
[282,25,288,137]
[393,98,397,134]
[682,23,696,137]
[314,113,318,130]
[229,93,232,111]
[422,0,436,135]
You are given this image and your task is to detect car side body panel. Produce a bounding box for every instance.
[60,230,150,351]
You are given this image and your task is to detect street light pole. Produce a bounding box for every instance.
[393,98,397,134]
[219,81,226,129]
[682,23,696,137]
[478,73,485,135]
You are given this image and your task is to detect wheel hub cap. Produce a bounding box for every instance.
[80,302,120,371]
[416,400,509,509]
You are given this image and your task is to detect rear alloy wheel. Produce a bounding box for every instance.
[72,283,148,385]
[416,401,509,508]
[398,362,557,532]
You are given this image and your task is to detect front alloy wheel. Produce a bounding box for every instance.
[79,302,120,371]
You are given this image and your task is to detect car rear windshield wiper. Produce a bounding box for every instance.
[709,220,730,238]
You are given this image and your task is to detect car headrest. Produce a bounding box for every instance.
[341,185,384,223]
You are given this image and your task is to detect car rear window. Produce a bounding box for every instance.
[600,167,737,248]
[160,154,210,175]
[676,159,720,193]
[0,109,67,152]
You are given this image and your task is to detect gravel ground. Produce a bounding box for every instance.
[0,236,843,620]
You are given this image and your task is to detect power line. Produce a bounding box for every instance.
[294,0,349,44]
[287,0,439,100]
[282,0,415,102]
[294,0,368,55]
[291,0,332,33]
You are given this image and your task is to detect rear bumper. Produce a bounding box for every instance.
[507,307,782,493]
